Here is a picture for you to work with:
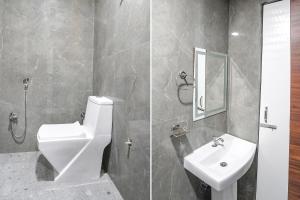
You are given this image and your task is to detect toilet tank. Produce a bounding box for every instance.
[83,96,113,137]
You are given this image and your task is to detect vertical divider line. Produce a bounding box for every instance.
[149,0,152,199]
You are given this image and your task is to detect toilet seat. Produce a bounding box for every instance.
[37,122,89,141]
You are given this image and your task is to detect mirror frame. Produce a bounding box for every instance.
[193,47,228,121]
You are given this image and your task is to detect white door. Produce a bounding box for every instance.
[256,1,290,200]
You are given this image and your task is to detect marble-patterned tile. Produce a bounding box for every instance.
[0,0,94,153]
[152,0,229,199]
[227,0,262,199]
[93,0,150,199]
[227,0,261,144]
[94,0,149,59]
[227,60,260,143]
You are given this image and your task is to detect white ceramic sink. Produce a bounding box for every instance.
[184,134,256,200]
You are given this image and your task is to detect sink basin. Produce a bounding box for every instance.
[184,134,256,200]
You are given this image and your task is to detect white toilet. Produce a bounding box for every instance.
[37,96,113,183]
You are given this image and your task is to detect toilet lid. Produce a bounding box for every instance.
[89,96,113,105]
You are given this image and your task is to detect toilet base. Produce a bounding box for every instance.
[39,135,111,184]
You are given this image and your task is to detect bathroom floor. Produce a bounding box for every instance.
[0,152,123,200]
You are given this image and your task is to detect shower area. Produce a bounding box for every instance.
[0,0,149,199]
[0,0,93,153]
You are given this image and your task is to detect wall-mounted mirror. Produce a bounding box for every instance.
[193,48,228,121]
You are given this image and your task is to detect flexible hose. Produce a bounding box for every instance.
[9,89,27,144]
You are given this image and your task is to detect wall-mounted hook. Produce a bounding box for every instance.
[175,71,195,88]
[179,71,188,85]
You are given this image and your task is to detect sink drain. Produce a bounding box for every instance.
[220,162,227,167]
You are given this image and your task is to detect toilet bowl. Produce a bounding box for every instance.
[37,96,113,183]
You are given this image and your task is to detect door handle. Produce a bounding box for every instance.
[260,123,277,130]
[264,106,268,123]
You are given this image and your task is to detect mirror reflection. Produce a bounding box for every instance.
[193,48,228,121]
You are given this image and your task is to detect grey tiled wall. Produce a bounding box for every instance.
[228,0,262,199]
[228,0,262,144]
[0,0,94,153]
[152,0,229,199]
[93,0,150,200]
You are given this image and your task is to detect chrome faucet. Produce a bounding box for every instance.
[212,136,224,147]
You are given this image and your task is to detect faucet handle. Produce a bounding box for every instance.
[212,136,224,142]
[211,136,225,147]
